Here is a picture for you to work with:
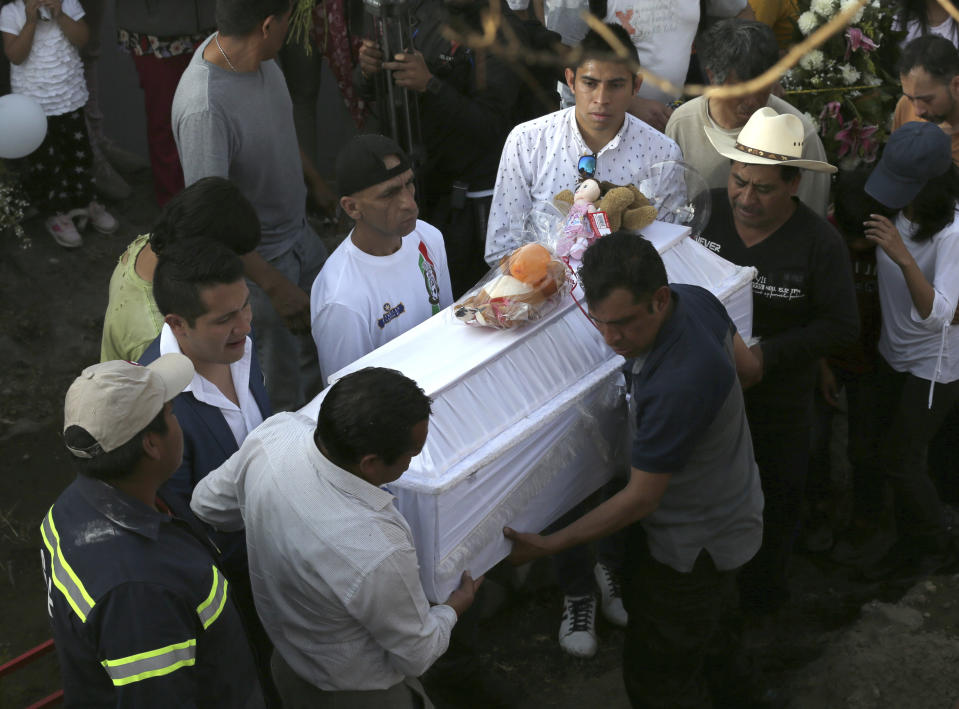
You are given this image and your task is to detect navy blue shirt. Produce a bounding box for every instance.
[40,475,262,708]
[627,284,764,572]
[629,284,738,474]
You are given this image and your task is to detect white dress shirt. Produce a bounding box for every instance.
[190,412,458,691]
[159,324,263,446]
[485,107,683,263]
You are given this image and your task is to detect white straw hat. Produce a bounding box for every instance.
[704,107,837,173]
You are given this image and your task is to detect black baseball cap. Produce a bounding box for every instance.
[865,121,953,210]
[336,134,412,197]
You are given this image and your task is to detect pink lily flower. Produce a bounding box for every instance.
[818,101,843,136]
[845,28,879,60]
[835,119,879,160]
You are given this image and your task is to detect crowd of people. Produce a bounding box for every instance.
[5,0,959,706]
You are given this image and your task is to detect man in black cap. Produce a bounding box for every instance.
[310,134,453,381]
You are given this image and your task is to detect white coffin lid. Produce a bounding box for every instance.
[300,221,755,481]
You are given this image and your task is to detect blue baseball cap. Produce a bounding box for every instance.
[865,121,953,210]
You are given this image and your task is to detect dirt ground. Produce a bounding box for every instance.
[2,169,959,708]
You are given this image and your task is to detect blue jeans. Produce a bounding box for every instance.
[248,227,327,412]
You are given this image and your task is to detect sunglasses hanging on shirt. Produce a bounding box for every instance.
[578,153,597,183]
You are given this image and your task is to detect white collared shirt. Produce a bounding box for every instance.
[190,412,458,691]
[485,107,683,264]
[159,324,263,446]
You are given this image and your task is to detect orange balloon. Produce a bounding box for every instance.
[507,243,551,285]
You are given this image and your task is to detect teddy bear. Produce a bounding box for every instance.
[554,180,658,233]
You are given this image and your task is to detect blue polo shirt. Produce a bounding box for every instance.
[40,474,262,708]
[628,284,764,573]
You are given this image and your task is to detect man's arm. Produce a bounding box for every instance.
[241,251,312,334]
[173,110,231,185]
[628,97,673,133]
[733,331,762,389]
[505,466,671,564]
[191,453,246,533]
[756,230,859,375]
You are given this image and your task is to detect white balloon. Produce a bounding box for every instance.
[0,94,48,159]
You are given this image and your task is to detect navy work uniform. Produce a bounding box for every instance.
[40,474,263,707]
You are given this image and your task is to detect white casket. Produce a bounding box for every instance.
[300,222,756,601]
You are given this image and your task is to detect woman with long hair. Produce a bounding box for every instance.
[862,121,959,578]
[895,0,959,47]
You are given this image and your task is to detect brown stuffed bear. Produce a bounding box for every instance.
[554,180,658,232]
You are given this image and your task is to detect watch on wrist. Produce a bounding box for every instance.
[425,76,442,95]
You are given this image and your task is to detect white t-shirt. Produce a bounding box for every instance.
[508,0,745,103]
[0,0,88,115]
[877,211,959,384]
[894,15,959,48]
[310,221,453,381]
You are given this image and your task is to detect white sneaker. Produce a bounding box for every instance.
[594,563,628,627]
[87,200,118,234]
[45,214,82,248]
[558,594,597,658]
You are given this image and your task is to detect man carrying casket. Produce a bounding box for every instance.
[505,231,769,708]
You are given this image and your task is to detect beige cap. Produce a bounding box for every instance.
[63,354,195,458]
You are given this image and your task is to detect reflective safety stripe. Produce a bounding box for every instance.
[40,507,96,623]
[196,565,228,630]
[101,638,197,686]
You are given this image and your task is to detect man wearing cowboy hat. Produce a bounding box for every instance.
[698,106,859,613]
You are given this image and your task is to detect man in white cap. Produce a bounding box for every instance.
[42,355,264,707]
[697,106,859,613]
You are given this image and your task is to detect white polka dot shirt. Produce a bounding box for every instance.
[484,107,683,263]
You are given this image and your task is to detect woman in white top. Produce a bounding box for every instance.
[862,121,959,578]
[0,0,117,247]
[894,0,959,48]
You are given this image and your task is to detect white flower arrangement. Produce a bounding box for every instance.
[840,63,862,84]
[798,11,819,35]
[782,0,898,169]
[804,111,821,133]
[839,0,866,24]
[799,49,826,71]
[811,0,836,17]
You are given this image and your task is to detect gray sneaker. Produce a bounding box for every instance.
[594,562,628,627]
[558,594,597,658]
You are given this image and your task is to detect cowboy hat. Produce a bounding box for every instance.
[704,107,837,173]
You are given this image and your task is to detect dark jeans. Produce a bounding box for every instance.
[873,357,959,544]
[738,402,810,611]
[550,476,628,597]
[808,366,885,525]
[622,537,753,709]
